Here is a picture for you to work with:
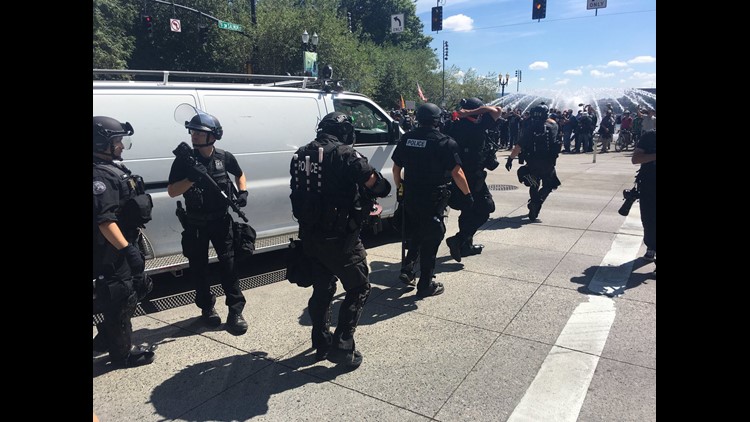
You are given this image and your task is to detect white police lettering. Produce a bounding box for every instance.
[406,138,427,148]
[93,181,107,195]
[296,159,320,174]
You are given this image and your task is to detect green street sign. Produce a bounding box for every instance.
[218,20,243,32]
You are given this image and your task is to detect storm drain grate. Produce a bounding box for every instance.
[487,184,519,191]
[93,269,287,326]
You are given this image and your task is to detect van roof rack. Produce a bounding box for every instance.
[93,69,320,88]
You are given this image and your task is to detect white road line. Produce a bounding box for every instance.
[508,206,644,422]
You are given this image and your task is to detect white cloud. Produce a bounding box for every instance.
[620,68,634,73]
[632,72,656,79]
[619,79,626,84]
[564,69,582,76]
[554,79,570,86]
[529,61,549,70]
[628,55,656,64]
[607,61,628,67]
[540,77,546,81]
[454,70,465,79]
[591,69,614,78]
[443,14,473,32]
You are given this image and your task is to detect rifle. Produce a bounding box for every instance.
[172,142,248,222]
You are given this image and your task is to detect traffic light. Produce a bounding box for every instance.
[199,25,209,44]
[443,41,448,61]
[143,15,153,34]
[431,6,442,32]
[532,0,547,20]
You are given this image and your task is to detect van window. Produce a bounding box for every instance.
[333,99,390,145]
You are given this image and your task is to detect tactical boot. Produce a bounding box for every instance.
[399,271,416,286]
[416,282,445,298]
[112,344,156,368]
[201,307,222,327]
[328,348,363,368]
[445,236,463,262]
[226,311,248,335]
[460,243,484,257]
[528,201,542,221]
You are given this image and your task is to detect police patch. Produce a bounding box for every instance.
[214,159,224,170]
[93,181,106,195]
[406,138,427,148]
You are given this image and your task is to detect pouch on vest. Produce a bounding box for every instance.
[121,193,153,227]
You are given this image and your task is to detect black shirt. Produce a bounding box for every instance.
[636,130,656,183]
[168,147,243,214]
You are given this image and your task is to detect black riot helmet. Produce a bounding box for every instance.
[93,116,134,155]
[185,111,223,140]
[415,103,442,126]
[530,102,550,121]
[317,112,355,145]
[459,97,484,110]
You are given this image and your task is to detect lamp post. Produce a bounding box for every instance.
[515,69,522,92]
[301,30,319,76]
[442,40,448,105]
[498,73,509,97]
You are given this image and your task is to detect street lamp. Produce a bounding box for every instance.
[442,40,448,105]
[498,73,509,97]
[301,30,320,76]
[514,69,522,92]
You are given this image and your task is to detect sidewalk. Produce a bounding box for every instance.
[93,151,656,421]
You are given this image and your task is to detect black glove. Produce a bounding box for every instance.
[187,161,208,183]
[235,190,249,208]
[122,243,145,275]
[505,157,513,172]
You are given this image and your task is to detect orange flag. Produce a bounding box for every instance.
[417,82,428,102]
[400,95,406,109]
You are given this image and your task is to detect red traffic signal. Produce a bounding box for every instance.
[143,15,153,33]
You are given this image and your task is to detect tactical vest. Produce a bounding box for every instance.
[401,129,453,189]
[525,121,560,159]
[184,149,233,216]
[93,162,153,229]
[447,119,486,172]
[290,140,336,226]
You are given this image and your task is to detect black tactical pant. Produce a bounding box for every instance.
[401,189,448,288]
[182,213,246,315]
[639,179,656,251]
[526,159,561,208]
[302,230,370,354]
[94,256,137,363]
[457,170,495,244]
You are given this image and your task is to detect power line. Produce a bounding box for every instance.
[453,9,656,32]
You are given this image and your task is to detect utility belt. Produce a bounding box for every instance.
[186,209,228,225]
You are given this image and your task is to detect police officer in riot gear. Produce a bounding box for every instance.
[444,97,503,262]
[167,109,249,335]
[506,103,562,221]
[93,116,156,367]
[289,112,391,368]
[392,103,471,296]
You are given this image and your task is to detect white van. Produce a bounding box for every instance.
[93,69,401,275]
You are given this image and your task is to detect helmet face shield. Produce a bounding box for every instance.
[93,117,134,152]
[174,103,223,140]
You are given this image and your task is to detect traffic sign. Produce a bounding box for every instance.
[587,0,607,9]
[391,14,404,33]
[170,19,181,33]
[218,20,243,32]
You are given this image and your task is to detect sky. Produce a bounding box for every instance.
[412,0,656,95]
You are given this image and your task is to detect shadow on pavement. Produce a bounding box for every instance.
[149,348,354,421]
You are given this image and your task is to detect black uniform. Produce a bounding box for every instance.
[446,115,498,250]
[392,126,462,289]
[636,130,656,253]
[518,118,562,219]
[168,148,246,316]
[93,159,152,363]
[289,133,378,358]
